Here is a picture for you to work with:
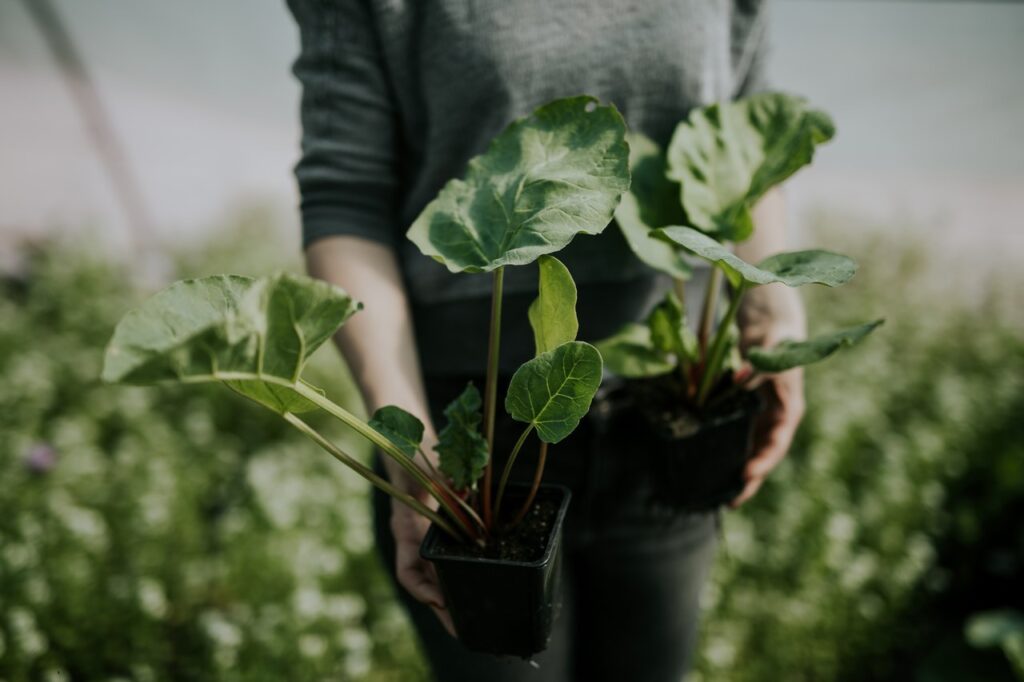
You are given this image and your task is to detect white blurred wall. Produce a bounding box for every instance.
[1,0,1022,261]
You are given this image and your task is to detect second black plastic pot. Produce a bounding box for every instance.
[600,384,761,512]
[646,391,761,511]
[419,484,571,658]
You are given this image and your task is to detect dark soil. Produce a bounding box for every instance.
[430,494,561,563]
[621,372,753,441]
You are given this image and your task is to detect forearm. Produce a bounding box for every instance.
[735,189,806,344]
[305,235,435,497]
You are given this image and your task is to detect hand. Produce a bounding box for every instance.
[730,366,804,508]
[390,498,457,637]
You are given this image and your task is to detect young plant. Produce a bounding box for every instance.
[406,95,628,530]
[101,96,629,546]
[598,92,882,412]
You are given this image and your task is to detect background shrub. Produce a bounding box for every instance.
[1,219,1020,681]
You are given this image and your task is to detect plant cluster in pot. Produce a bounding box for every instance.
[101,96,630,658]
[596,92,884,512]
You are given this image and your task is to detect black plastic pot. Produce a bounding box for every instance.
[419,484,571,658]
[599,384,761,512]
[646,391,761,511]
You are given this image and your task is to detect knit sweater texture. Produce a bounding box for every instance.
[287,0,769,374]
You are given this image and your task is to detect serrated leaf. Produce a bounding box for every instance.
[748,320,884,372]
[528,255,578,355]
[657,226,856,290]
[614,133,693,279]
[505,341,603,443]
[101,273,360,414]
[666,92,835,241]
[595,323,675,379]
[369,406,425,458]
[407,96,630,273]
[435,383,489,490]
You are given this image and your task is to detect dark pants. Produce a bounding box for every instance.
[372,376,718,681]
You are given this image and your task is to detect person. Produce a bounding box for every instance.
[286,1,805,679]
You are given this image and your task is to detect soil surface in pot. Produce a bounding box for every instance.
[626,372,751,439]
[430,495,560,563]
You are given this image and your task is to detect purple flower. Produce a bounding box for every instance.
[24,443,58,474]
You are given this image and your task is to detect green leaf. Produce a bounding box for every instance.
[966,610,1024,649]
[505,341,603,443]
[614,133,693,279]
[369,406,425,458]
[528,255,578,355]
[657,226,857,290]
[101,273,360,414]
[406,96,630,273]
[647,292,699,363]
[666,93,835,241]
[595,323,675,379]
[435,383,490,490]
[748,320,884,372]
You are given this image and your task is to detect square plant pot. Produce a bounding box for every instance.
[419,484,571,658]
[598,383,762,512]
[646,390,762,511]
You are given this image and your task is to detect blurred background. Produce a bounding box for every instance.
[1,1,1022,680]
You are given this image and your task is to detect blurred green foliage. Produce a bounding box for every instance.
[0,235,428,682]
[0,220,1021,681]
[693,226,1024,682]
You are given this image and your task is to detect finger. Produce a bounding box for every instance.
[399,564,446,607]
[397,561,457,638]
[729,476,764,508]
[429,603,457,638]
[746,418,798,480]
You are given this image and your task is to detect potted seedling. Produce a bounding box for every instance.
[101,96,629,657]
[597,92,883,511]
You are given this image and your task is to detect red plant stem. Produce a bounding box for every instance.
[507,442,549,529]
[480,267,505,529]
[416,448,483,529]
[429,479,484,540]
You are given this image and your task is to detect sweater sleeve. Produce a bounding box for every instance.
[731,0,771,98]
[287,0,400,249]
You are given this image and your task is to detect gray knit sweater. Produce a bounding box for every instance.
[287,0,768,374]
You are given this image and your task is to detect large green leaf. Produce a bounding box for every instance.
[614,133,692,279]
[435,383,490,490]
[369,406,425,458]
[748,320,884,372]
[101,273,360,413]
[528,255,578,355]
[666,93,835,241]
[647,291,699,363]
[406,96,630,273]
[657,226,856,290]
[594,323,675,379]
[505,341,603,443]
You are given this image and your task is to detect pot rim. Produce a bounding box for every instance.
[420,483,572,569]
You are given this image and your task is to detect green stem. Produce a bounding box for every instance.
[673,279,693,389]
[492,425,534,523]
[481,266,505,527]
[507,441,548,530]
[283,413,468,540]
[673,277,687,308]
[291,382,455,517]
[698,283,747,405]
[698,267,722,353]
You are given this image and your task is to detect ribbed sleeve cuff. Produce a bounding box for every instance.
[298,183,399,250]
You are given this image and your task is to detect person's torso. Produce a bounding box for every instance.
[365,0,763,371]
